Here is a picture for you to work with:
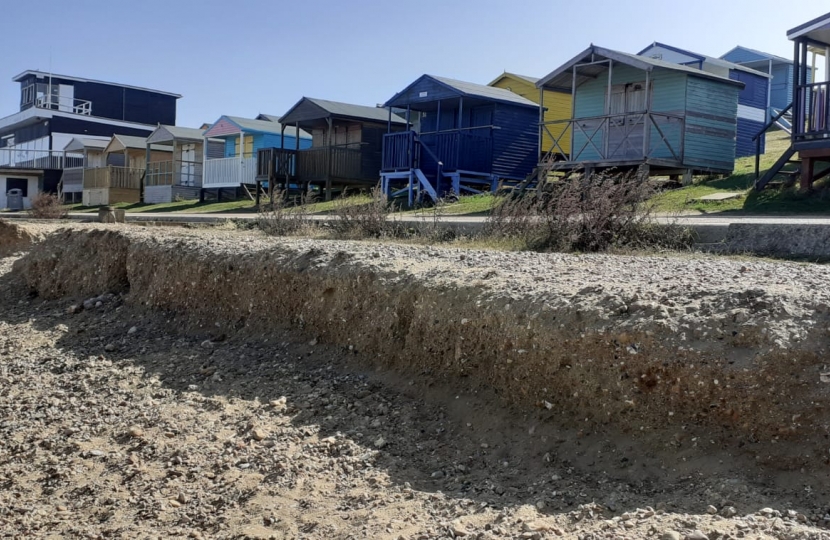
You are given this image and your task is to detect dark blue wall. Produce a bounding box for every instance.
[736,117,764,157]
[492,104,538,179]
[18,74,177,125]
[729,70,768,109]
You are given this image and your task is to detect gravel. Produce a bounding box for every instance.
[1,222,830,538]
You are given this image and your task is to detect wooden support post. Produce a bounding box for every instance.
[793,41,800,137]
[538,87,544,162]
[801,156,815,191]
[171,140,177,186]
[326,117,333,201]
[643,71,651,159]
[681,169,692,186]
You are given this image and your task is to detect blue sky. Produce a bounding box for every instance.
[2,0,827,127]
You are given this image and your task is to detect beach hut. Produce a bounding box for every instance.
[143,125,224,203]
[639,42,771,157]
[201,115,311,200]
[535,45,744,182]
[82,134,171,206]
[60,137,108,203]
[380,74,539,204]
[258,97,406,200]
[488,72,572,156]
[721,45,812,124]
[754,11,830,190]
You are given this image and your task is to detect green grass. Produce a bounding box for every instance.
[68,193,376,216]
[68,199,259,214]
[404,193,497,216]
[649,130,830,215]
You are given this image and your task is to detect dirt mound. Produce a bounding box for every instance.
[0,219,41,257]
[14,228,130,299]
[13,226,830,478]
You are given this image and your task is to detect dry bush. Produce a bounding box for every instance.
[487,169,694,252]
[28,192,68,219]
[329,187,403,239]
[257,189,317,236]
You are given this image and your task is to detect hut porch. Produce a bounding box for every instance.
[755,12,830,190]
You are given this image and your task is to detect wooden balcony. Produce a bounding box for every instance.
[145,160,203,187]
[257,146,366,184]
[82,166,144,190]
[382,130,493,174]
[793,81,830,145]
[540,112,685,166]
[203,156,257,188]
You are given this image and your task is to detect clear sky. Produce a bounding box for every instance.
[2,0,827,127]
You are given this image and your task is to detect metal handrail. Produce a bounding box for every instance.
[753,102,793,182]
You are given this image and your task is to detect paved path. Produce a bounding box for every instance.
[3,211,829,226]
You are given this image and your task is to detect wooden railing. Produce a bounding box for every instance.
[256,148,297,181]
[145,160,203,187]
[382,131,416,171]
[82,166,143,190]
[0,148,75,170]
[297,146,363,181]
[382,130,493,174]
[794,82,830,139]
[430,131,492,173]
[61,167,84,191]
[203,156,257,188]
[540,112,685,164]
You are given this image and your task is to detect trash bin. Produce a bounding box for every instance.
[6,188,23,211]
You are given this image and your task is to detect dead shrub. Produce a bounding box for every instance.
[487,168,693,252]
[28,192,68,219]
[329,187,404,239]
[257,189,316,236]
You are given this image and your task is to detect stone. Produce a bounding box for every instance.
[685,532,709,540]
[128,426,144,438]
[661,532,682,540]
[200,340,214,349]
[252,428,267,441]
[721,506,737,518]
[706,505,718,514]
[128,326,138,335]
[104,343,116,352]
[374,437,386,449]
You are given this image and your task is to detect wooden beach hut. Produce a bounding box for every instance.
[143,125,223,203]
[536,45,745,182]
[257,97,406,200]
[60,137,108,203]
[201,115,311,201]
[380,74,539,204]
[638,43,771,157]
[82,134,171,206]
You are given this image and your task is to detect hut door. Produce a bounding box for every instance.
[181,144,196,186]
[607,82,648,159]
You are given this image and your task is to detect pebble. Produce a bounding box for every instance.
[128,426,144,438]
[128,326,137,334]
[685,531,709,540]
[661,532,682,540]
[252,428,267,441]
[706,505,718,514]
[374,436,387,449]
[104,343,116,352]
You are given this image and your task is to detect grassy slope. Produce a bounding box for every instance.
[650,131,830,215]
